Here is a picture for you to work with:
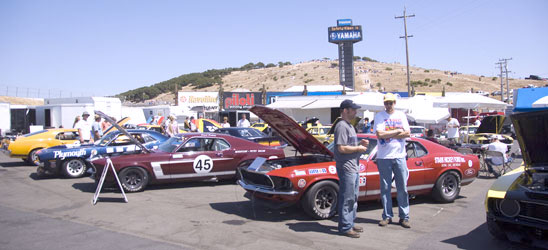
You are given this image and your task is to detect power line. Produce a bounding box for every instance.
[395,7,415,97]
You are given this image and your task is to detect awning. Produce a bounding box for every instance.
[433,93,510,110]
[513,87,548,112]
[267,99,315,109]
[532,95,548,108]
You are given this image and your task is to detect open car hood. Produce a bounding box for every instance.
[249,106,333,157]
[476,115,505,134]
[511,110,548,169]
[95,111,149,154]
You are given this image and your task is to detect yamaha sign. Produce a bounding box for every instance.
[328,19,363,90]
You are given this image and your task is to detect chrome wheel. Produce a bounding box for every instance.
[314,186,337,213]
[63,159,86,178]
[441,174,458,197]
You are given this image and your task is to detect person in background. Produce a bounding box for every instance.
[374,93,411,229]
[474,117,482,126]
[72,116,81,128]
[184,117,191,130]
[101,117,111,132]
[75,111,93,144]
[221,116,230,128]
[189,116,197,132]
[426,129,439,144]
[237,114,250,128]
[481,135,511,178]
[166,115,178,137]
[92,115,103,141]
[362,117,371,133]
[445,115,460,144]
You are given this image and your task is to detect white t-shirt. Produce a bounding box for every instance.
[75,119,92,141]
[237,119,250,128]
[374,110,410,159]
[482,141,508,165]
[221,122,230,128]
[446,118,460,139]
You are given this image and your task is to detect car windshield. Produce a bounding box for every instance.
[410,127,424,134]
[469,127,478,134]
[95,132,118,147]
[320,127,330,134]
[22,130,47,137]
[158,137,184,152]
[236,128,264,137]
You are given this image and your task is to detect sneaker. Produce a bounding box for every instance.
[378,218,392,227]
[342,229,360,238]
[353,225,364,233]
[399,219,411,228]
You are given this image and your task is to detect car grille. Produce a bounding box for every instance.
[519,201,548,224]
[239,168,273,188]
[526,191,548,200]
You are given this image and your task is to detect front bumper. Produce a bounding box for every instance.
[237,180,298,196]
[487,212,548,248]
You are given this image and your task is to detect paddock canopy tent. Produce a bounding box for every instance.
[351,92,409,112]
[405,96,450,124]
[432,93,509,110]
[514,87,548,112]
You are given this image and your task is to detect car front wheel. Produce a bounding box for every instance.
[432,171,461,203]
[119,167,149,192]
[62,158,87,178]
[27,148,42,166]
[301,180,339,219]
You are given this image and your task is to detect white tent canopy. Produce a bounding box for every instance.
[432,93,509,110]
[532,95,548,108]
[405,96,450,124]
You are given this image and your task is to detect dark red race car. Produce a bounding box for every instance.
[237,106,480,219]
[92,132,285,192]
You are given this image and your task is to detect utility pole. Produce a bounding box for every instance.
[500,58,512,103]
[396,7,415,97]
[496,62,504,101]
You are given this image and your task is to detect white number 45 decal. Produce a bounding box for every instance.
[193,155,213,174]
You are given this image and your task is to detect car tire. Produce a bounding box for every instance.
[119,167,149,192]
[301,180,339,219]
[432,171,461,203]
[62,158,87,178]
[323,141,329,146]
[487,217,507,240]
[27,148,42,166]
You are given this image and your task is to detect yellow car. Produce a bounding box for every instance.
[484,110,547,248]
[467,116,513,145]
[251,123,269,132]
[306,126,333,146]
[3,129,80,165]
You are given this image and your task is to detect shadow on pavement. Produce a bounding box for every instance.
[286,222,339,235]
[441,223,536,250]
[210,200,310,222]
[0,161,30,168]
[72,182,98,193]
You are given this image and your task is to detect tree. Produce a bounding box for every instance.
[255,62,265,68]
[266,63,276,68]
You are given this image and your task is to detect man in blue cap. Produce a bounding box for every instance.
[334,99,369,238]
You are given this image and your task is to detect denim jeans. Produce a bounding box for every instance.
[337,170,359,233]
[377,158,409,220]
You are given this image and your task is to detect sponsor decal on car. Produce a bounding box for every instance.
[359,176,366,187]
[294,170,306,176]
[297,179,306,188]
[464,168,476,176]
[468,160,473,168]
[328,165,337,174]
[53,149,86,160]
[359,163,365,172]
[435,156,465,167]
[308,168,327,175]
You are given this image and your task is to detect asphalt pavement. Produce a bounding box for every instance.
[0,141,539,250]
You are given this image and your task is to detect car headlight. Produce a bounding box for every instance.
[498,199,521,218]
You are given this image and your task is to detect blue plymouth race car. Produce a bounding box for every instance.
[36,129,168,178]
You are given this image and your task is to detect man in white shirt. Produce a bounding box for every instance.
[481,135,510,178]
[221,116,231,128]
[237,114,250,128]
[374,93,411,229]
[75,111,93,144]
[445,116,460,144]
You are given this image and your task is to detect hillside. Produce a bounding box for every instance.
[145,60,545,103]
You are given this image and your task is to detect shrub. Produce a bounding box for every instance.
[385,67,393,71]
[424,70,430,73]
[446,82,453,86]
[304,73,308,77]
[492,77,497,81]
[376,82,382,87]
[425,78,430,82]
[331,63,338,68]
[362,56,378,62]
[273,76,278,81]
[304,79,313,83]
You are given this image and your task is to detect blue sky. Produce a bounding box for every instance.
[1,0,547,97]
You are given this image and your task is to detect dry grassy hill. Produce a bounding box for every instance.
[0,96,44,105]
[151,60,545,102]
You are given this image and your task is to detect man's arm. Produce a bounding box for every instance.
[376,129,403,139]
[393,130,410,139]
[337,144,367,154]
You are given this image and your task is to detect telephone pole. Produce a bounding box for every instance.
[500,58,512,103]
[396,7,415,97]
[495,61,504,102]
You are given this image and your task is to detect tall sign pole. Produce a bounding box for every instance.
[328,19,363,92]
[500,58,512,103]
[395,8,415,97]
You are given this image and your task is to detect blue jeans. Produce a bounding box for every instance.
[337,170,359,233]
[377,158,409,220]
